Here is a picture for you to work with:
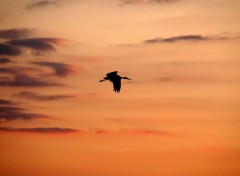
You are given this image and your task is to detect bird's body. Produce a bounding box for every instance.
[99,71,131,93]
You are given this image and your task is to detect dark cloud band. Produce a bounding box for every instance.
[0,58,11,64]
[32,61,77,77]
[27,0,59,10]
[144,35,225,44]
[0,106,47,122]
[0,43,22,56]
[0,28,33,40]
[119,0,178,5]
[0,127,79,133]
[8,38,57,52]
[13,91,75,101]
[91,128,173,136]
[0,99,15,105]
[0,74,63,87]
[0,67,41,75]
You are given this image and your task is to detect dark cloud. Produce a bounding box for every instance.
[157,75,211,83]
[119,0,178,5]
[0,66,41,75]
[144,35,225,44]
[152,0,178,3]
[0,127,79,133]
[122,129,173,135]
[153,0,177,2]
[27,0,59,10]
[0,76,10,82]
[8,38,64,54]
[13,91,75,101]
[91,128,173,136]
[0,67,15,74]
[0,43,22,56]
[0,106,47,122]
[32,61,77,77]
[0,74,63,87]
[0,99,15,105]
[0,28,33,40]
[0,58,11,64]
[119,0,145,4]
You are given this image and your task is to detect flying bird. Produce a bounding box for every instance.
[99,71,131,93]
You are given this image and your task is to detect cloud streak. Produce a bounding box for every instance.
[0,106,47,122]
[0,28,33,40]
[157,75,212,83]
[0,99,16,105]
[92,128,173,136]
[0,43,22,56]
[0,74,63,87]
[32,61,78,77]
[27,0,60,10]
[0,58,11,64]
[123,129,173,136]
[0,66,41,75]
[0,124,172,135]
[0,127,79,133]
[13,91,75,101]
[119,0,178,5]
[8,38,65,54]
[144,35,225,44]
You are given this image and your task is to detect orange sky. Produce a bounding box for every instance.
[0,0,240,176]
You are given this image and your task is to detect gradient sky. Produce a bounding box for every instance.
[0,0,240,176]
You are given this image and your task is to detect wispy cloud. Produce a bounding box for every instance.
[8,38,66,54]
[0,66,41,75]
[0,99,16,105]
[0,43,22,56]
[91,128,173,136]
[0,124,173,135]
[27,0,60,10]
[157,75,212,83]
[0,99,47,123]
[13,91,75,101]
[0,126,79,133]
[0,106,47,122]
[119,0,178,5]
[0,58,11,64]
[0,74,63,87]
[0,67,18,74]
[122,129,173,136]
[0,28,33,40]
[117,34,230,47]
[153,0,178,2]
[144,35,226,44]
[32,61,78,77]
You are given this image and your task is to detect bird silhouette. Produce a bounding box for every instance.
[99,71,131,93]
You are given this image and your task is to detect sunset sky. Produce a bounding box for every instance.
[0,0,240,176]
